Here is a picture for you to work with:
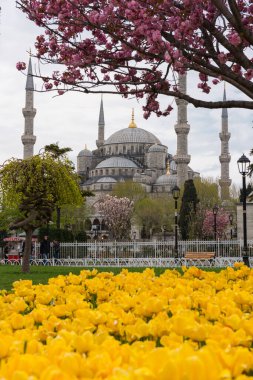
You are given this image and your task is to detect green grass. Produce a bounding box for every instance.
[0,265,222,292]
[0,266,170,291]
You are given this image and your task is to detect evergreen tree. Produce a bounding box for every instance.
[239,183,253,202]
[178,180,199,240]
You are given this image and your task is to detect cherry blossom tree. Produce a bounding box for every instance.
[202,209,230,239]
[94,195,133,240]
[16,0,253,117]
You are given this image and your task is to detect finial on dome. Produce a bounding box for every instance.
[166,161,170,175]
[85,144,87,150]
[128,108,137,128]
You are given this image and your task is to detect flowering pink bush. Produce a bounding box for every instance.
[16,1,253,115]
[202,209,230,239]
[94,195,133,240]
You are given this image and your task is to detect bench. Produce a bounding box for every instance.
[185,252,215,260]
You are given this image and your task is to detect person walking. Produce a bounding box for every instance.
[40,235,50,265]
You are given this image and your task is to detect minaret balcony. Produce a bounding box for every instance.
[219,178,232,186]
[22,108,36,117]
[174,154,191,165]
[219,154,231,163]
[21,135,36,144]
[219,132,231,141]
[174,123,190,134]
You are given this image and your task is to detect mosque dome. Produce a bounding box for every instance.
[78,147,92,157]
[104,127,160,145]
[155,174,177,186]
[96,157,138,169]
[148,144,166,153]
[96,177,117,183]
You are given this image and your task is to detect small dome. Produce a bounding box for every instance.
[148,144,166,153]
[96,157,138,169]
[155,174,177,186]
[104,127,160,145]
[96,177,117,183]
[78,148,92,157]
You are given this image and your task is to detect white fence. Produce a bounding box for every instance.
[2,239,253,267]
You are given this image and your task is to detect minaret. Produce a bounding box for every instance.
[21,58,36,158]
[174,74,191,187]
[219,85,231,200]
[96,96,105,148]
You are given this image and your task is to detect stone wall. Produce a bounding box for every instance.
[236,203,253,240]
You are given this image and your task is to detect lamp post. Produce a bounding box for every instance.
[237,153,250,267]
[133,231,136,241]
[172,185,180,258]
[213,204,218,240]
[229,213,233,240]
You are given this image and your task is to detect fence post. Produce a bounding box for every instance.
[114,240,117,261]
[75,241,78,260]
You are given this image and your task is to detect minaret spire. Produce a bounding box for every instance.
[219,84,231,200]
[174,73,191,187]
[96,96,105,148]
[128,108,137,128]
[21,57,36,158]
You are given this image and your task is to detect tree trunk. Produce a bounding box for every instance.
[22,228,33,273]
[56,206,61,229]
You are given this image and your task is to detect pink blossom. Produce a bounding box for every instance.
[16,62,26,71]
[16,0,253,116]
[94,195,133,240]
[202,209,230,239]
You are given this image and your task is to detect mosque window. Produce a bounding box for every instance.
[95,170,98,175]
[123,146,126,153]
[109,147,111,154]
[100,169,103,175]
[115,146,118,153]
[106,169,109,175]
[131,146,134,153]
[112,169,115,175]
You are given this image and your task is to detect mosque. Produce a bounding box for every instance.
[77,101,199,195]
[21,58,232,237]
[76,74,202,195]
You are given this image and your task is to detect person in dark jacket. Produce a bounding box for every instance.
[40,236,50,264]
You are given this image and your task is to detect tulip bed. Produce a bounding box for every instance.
[0,264,253,379]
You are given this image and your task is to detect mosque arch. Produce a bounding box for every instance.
[84,219,92,231]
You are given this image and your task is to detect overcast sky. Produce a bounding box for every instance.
[0,1,252,188]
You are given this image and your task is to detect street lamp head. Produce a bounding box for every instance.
[237,154,250,175]
[213,204,219,215]
[172,185,180,200]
